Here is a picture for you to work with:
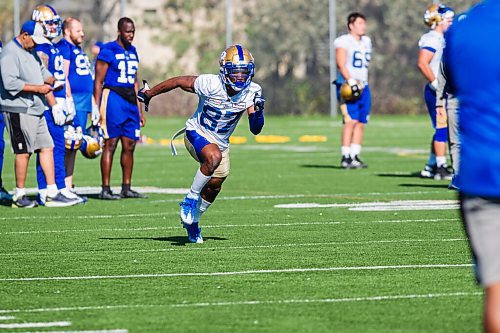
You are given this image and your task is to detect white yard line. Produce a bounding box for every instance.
[0,264,472,282]
[275,200,459,211]
[170,291,482,308]
[0,316,15,320]
[0,238,466,257]
[0,292,481,314]
[0,218,460,236]
[3,330,128,333]
[0,321,71,328]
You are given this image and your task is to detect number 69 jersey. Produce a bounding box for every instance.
[186,74,263,152]
[334,34,372,85]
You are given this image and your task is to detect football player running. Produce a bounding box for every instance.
[32,5,82,206]
[138,44,265,243]
[417,3,454,180]
[334,12,372,169]
[94,17,145,200]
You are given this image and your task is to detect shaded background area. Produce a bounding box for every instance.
[0,0,480,116]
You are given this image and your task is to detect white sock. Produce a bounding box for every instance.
[341,146,350,157]
[15,187,26,198]
[436,156,447,167]
[427,153,436,166]
[199,199,212,216]
[38,188,47,201]
[187,169,211,199]
[47,184,58,198]
[350,143,361,158]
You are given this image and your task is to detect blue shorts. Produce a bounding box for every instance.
[186,130,211,160]
[424,84,438,128]
[337,84,371,123]
[36,110,66,190]
[72,110,88,132]
[100,89,140,140]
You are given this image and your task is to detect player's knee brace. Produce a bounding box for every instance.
[435,128,448,143]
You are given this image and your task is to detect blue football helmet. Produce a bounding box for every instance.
[424,3,455,29]
[32,5,62,39]
[80,125,104,159]
[219,44,255,92]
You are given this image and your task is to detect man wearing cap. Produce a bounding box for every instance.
[0,20,79,208]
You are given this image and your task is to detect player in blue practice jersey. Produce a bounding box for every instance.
[417,3,454,180]
[138,44,265,244]
[57,18,96,191]
[94,17,145,200]
[445,1,500,331]
[0,39,13,202]
[32,5,82,206]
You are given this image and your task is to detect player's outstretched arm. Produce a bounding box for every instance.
[248,95,265,135]
[139,76,198,102]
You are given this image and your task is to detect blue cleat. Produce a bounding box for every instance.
[0,186,13,202]
[183,222,203,244]
[179,195,201,225]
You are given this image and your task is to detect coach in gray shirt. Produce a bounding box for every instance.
[0,20,77,208]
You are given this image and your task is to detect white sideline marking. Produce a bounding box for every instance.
[0,321,71,328]
[3,331,128,333]
[0,316,15,320]
[149,190,445,203]
[23,186,188,195]
[0,238,466,257]
[0,218,460,236]
[275,200,459,211]
[0,292,481,314]
[0,264,472,282]
[0,212,169,221]
[170,291,482,308]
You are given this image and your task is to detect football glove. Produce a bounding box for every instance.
[429,79,439,91]
[91,102,100,126]
[254,95,265,113]
[51,102,66,126]
[65,96,76,123]
[347,78,362,99]
[137,80,151,112]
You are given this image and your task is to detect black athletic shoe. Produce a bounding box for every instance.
[350,155,368,169]
[98,189,122,200]
[420,164,437,178]
[434,165,453,180]
[120,189,147,199]
[12,195,38,208]
[340,155,352,169]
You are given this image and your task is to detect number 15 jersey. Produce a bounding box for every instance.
[186,74,263,152]
[97,41,139,89]
[334,34,372,85]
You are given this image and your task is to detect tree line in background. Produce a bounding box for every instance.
[145,0,480,116]
[0,0,480,116]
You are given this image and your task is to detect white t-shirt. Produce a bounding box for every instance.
[334,34,372,84]
[418,30,445,79]
[186,74,263,151]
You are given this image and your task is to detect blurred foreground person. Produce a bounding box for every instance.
[445,1,500,332]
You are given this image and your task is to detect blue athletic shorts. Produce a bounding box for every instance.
[337,84,371,123]
[100,89,140,140]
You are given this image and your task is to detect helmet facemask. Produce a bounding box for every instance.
[219,44,255,92]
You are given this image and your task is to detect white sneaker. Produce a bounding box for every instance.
[61,188,87,204]
[179,195,201,225]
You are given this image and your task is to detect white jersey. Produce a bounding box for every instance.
[418,30,445,79]
[334,34,372,84]
[186,74,263,151]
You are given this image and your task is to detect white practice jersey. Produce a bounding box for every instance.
[186,74,263,151]
[334,34,372,85]
[418,30,445,79]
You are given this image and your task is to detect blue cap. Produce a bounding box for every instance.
[21,20,49,45]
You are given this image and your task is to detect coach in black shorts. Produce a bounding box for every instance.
[0,20,78,208]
